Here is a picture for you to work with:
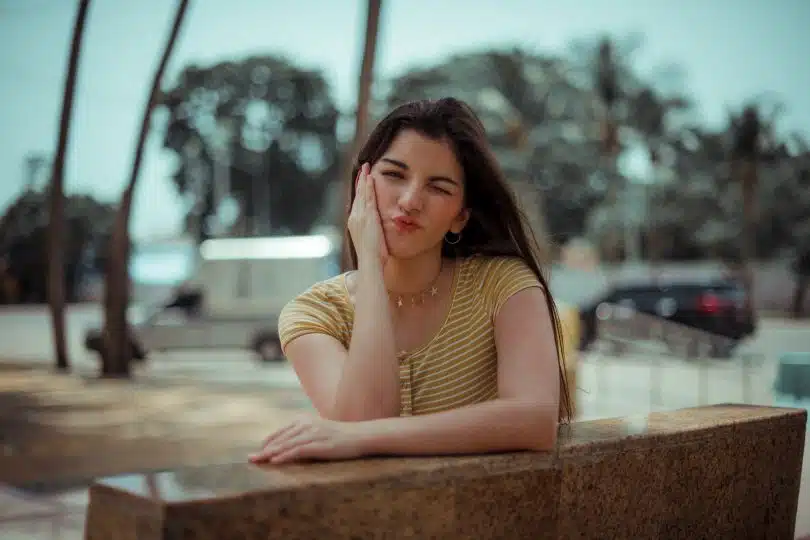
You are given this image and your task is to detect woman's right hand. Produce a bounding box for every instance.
[347,162,389,268]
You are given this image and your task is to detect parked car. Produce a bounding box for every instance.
[84,232,341,363]
[579,277,757,357]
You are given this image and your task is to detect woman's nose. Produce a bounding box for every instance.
[398,183,423,212]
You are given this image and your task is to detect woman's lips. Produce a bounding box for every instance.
[392,216,420,233]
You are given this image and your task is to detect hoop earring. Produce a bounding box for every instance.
[444,231,462,245]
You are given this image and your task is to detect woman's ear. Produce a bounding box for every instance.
[451,208,471,234]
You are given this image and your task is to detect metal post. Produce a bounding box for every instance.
[597,352,607,400]
[741,353,753,404]
[698,341,711,406]
[623,184,639,262]
[650,353,662,410]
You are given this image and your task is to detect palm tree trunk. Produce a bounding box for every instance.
[101,0,191,377]
[339,0,382,271]
[353,0,382,154]
[48,0,92,373]
[738,158,758,318]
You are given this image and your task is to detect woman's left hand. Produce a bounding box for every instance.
[248,415,371,465]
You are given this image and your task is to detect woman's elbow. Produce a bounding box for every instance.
[524,427,558,452]
[520,402,560,452]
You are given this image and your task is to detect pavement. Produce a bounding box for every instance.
[0,361,311,539]
[0,304,808,539]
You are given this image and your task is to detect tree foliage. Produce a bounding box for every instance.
[0,190,116,304]
[381,43,808,265]
[385,49,612,244]
[159,55,341,238]
[139,37,810,267]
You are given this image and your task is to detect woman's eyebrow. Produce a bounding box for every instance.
[380,157,407,169]
[380,158,459,186]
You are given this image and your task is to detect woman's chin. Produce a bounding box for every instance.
[386,239,442,261]
[386,247,419,261]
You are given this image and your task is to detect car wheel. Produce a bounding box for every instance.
[252,333,284,363]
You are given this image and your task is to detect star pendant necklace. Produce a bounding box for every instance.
[388,264,442,309]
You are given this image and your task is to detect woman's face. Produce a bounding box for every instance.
[371,129,469,260]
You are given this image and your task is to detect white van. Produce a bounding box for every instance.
[84,232,341,363]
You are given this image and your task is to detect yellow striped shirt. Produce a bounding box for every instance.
[277,255,547,416]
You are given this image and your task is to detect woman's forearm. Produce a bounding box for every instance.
[358,398,559,455]
[332,258,400,421]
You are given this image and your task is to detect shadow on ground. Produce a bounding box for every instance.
[0,363,311,492]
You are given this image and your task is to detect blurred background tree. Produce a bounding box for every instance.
[384,44,696,256]
[2,32,809,316]
[101,0,191,378]
[0,190,116,305]
[159,55,341,241]
[386,49,605,249]
[338,0,382,271]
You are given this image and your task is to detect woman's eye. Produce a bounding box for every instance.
[382,171,404,179]
[430,184,452,195]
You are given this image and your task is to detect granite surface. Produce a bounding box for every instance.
[84,404,807,539]
[557,411,805,538]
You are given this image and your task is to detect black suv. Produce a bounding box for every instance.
[578,278,757,356]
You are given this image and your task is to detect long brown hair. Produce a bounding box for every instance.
[343,97,572,422]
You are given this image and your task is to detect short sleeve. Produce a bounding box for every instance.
[485,257,544,318]
[277,281,347,352]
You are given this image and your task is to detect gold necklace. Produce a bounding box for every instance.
[388,265,443,308]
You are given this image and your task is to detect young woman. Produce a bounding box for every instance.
[249,97,571,465]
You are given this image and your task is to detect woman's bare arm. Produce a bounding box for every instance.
[284,259,400,422]
[284,165,400,421]
[355,286,561,454]
[255,286,561,467]
[333,259,400,420]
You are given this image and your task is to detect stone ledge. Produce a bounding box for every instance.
[85,404,807,539]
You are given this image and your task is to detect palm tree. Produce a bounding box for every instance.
[728,102,783,317]
[353,0,382,159]
[627,86,690,263]
[572,35,644,158]
[339,0,383,271]
[789,135,810,317]
[100,0,191,377]
[595,38,621,157]
[47,0,92,372]
[580,36,694,263]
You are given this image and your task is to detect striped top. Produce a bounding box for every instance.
[277,255,547,416]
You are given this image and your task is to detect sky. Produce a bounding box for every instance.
[1,0,808,240]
